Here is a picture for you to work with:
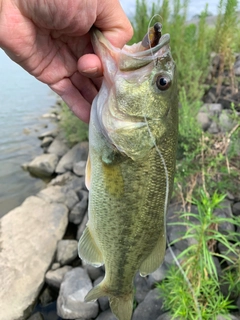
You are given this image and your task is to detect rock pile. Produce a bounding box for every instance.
[0,124,239,320]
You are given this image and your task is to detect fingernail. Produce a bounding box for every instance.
[81,67,98,74]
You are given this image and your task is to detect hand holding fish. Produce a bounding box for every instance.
[0,0,133,122]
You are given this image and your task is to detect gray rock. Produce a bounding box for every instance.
[45,266,72,288]
[48,171,76,186]
[134,273,151,304]
[214,200,234,234]
[200,103,223,117]
[234,56,240,76]
[51,262,61,270]
[197,112,211,131]
[156,312,179,320]
[0,196,68,320]
[149,262,169,284]
[42,113,58,119]
[39,287,54,306]
[77,212,89,240]
[69,190,88,224]
[95,309,117,320]
[164,247,182,265]
[219,110,235,133]
[56,240,78,265]
[55,142,89,174]
[27,312,44,320]
[218,242,238,265]
[27,153,59,177]
[57,267,99,319]
[208,120,220,134]
[83,261,105,281]
[47,138,69,158]
[38,129,58,140]
[73,160,87,176]
[132,288,164,320]
[94,276,109,311]
[37,185,78,210]
[40,136,54,148]
[232,202,240,216]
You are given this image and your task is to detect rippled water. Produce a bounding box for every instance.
[0,49,57,217]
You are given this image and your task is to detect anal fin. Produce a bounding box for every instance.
[78,226,104,267]
[139,233,166,276]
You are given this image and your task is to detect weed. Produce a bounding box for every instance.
[158,191,240,320]
[59,102,88,146]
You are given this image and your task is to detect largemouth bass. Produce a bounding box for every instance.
[78,23,178,320]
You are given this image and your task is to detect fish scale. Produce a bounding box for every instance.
[78,24,178,320]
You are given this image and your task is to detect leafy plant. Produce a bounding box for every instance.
[158,191,240,320]
[59,101,88,146]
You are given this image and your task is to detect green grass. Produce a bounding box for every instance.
[59,102,88,146]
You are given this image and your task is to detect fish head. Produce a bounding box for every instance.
[91,25,178,160]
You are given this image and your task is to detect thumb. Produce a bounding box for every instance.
[95,0,133,48]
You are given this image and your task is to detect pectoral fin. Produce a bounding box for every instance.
[85,155,91,190]
[139,233,166,276]
[78,226,104,267]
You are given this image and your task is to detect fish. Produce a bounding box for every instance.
[78,23,178,320]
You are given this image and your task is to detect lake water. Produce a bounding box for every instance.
[0,49,57,217]
[1,1,240,218]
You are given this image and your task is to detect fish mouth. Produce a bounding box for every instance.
[91,27,170,72]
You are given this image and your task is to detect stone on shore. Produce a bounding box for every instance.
[45,266,72,289]
[47,138,70,158]
[40,136,54,148]
[0,196,68,320]
[57,267,99,319]
[56,240,78,265]
[132,288,165,320]
[27,153,59,177]
[38,129,58,140]
[37,185,79,210]
[95,310,117,320]
[73,160,87,176]
[55,142,89,174]
[69,190,88,224]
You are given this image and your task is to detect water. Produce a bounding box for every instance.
[0,49,57,217]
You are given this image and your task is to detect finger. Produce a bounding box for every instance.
[70,72,98,105]
[50,78,91,123]
[96,0,133,48]
[78,54,103,78]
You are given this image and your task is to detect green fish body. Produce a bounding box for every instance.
[78,26,178,320]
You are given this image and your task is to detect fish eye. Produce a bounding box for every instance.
[156,75,171,91]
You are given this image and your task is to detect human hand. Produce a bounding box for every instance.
[0,0,133,122]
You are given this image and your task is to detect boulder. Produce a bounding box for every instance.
[73,160,87,176]
[55,142,89,174]
[0,196,68,320]
[134,273,151,304]
[45,266,72,288]
[37,185,78,210]
[56,240,78,265]
[95,309,117,320]
[40,136,54,148]
[232,202,240,216]
[27,313,44,320]
[57,267,99,319]
[69,190,88,224]
[132,288,165,320]
[38,129,58,140]
[27,153,59,177]
[47,138,69,158]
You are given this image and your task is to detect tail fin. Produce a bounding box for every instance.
[109,294,133,320]
[85,282,133,320]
